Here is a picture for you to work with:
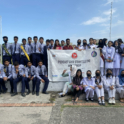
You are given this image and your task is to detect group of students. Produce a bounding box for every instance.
[0,59,49,97]
[59,65,124,105]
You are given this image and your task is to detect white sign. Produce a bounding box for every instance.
[48,49,100,82]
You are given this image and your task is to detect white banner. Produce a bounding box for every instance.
[48,49,100,82]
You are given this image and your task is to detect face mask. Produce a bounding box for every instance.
[96,73,100,76]
[121,74,124,77]
[87,74,91,77]
[4,40,7,43]
[77,42,81,45]
[83,43,87,46]
[107,73,111,76]
[67,43,69,45]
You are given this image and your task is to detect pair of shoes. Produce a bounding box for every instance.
[32,91,35,95]
[26,90,30,95]
[3,88,8,94]
[10,91,13,94]
[36,92,39,96]
[42,92,49,94]
[11,92,18,96]
[85,98,89,102]
[89,98,94,102]
[60,94,65,97]
[21,93,26,97]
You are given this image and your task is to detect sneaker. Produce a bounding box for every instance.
[98,100,102,105]
[85,98,89,102]
[90,98,94,102]
[112,99,116,104]
[108,99,112,104]
[102,101,105,106]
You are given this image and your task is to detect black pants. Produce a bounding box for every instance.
[73,89,82,98]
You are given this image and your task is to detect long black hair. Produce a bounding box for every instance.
[95,70,101,83]
[113,40,123,54]
[75,69,83,79]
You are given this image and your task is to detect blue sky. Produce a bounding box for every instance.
[0,0,124,44]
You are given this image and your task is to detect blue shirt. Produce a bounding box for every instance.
[4,64,13,79]
[27,43,32,54]
[11,43,21,54]
[20,44,30,55]
[40,43,45,54]
[0,64,5,78]
[31,42,41,54]
[2,43,12,56]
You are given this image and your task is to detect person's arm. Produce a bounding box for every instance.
[62,71,69,77]
[36,68,42,80]
[25,68,28,78]
[7,66,12,79]
[12,67,17,79]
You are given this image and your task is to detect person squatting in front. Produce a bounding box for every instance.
[59,65,77,97]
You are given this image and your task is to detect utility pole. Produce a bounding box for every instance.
[110,2,113,41]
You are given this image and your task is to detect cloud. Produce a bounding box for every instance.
[103,8,116,15]
[81,17,109,25]
[103,0,122,6]
[92,30,109,34]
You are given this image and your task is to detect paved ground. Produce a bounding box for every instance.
[0,93,124,124]
[0,107,52,124]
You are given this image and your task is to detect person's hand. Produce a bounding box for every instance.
[23,74,26,77]
[45,75,47,77]
[28,75,31,78]
[41,79,45,83]
[16,69,19,73]
[63,70,67,74]
[109,60,113,62]
[83,85,87,88]
[121,54,124,57]
[76,86,79,91]
[90,86,95,89]
[106,59,110,62]
[93,47,95,49]
[39,48,41,52]
[3,77,8,81]
[98,85,102,89]
[31,76,34,80]
[48,48,50,50]
[110,86,114,90]
[78,49,82,51]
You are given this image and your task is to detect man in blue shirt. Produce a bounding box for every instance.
[2,36,12,64]
[27,37,32,63]
[11,36,20,64]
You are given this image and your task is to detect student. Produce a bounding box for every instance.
[113,41,122,76]
[61,40,65,49]
[25,61,37,95]
[11,36,20,64]
[43,40,51,69]
[75,39,82,49]
[39,37,45,62]
[116,70,124,102]
[93,39,97,45]
[93,70,105,105]
[2,36,12,64]
[63,38,73,50]
[31,36,41,67]
[103,69,116,104]
[20,38,30,66]
[3,59,13,94]
[50,39,54,49]
[53,39,62,50]
[11,62,27,97]
[36,60,49,95]
[105,41,115,74]
[0,64,7,94]
[97,39,106,76]
[79,39,90,50]
[89,38,97,49]
[72,69,83,104]
[27,37,32,63]
[83,70,95,102]
[59,65,77,97]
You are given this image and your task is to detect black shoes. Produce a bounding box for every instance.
[32,91,35,95]
[36,92,39,96]
[42,92,49,94]
[11,92,18,96]
[21,93,26,97]
[85,98,89,102]
[3,88,8,94]
[89,98,94,102]
[26,90,30,95]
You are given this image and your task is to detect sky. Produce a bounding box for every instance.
[0,0,124,44]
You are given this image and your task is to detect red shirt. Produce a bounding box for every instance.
[63,45,73,50]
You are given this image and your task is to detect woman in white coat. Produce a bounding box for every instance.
[105,41,115,74]
[59,65,77,97]
[116,69,124,102]
[103,69,116,104]
[113,41,122,76]
[93,70,105,105]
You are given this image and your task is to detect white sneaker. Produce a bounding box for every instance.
[108,99,112,104]
[112,99,116,104]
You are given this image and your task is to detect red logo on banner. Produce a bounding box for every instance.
[72,53,77,59]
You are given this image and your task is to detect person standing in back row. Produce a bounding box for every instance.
[2,36,12,64]
[27,37,32,63]
[63,38,73,50]
[11,36,20,64]
[31,36,41,67]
